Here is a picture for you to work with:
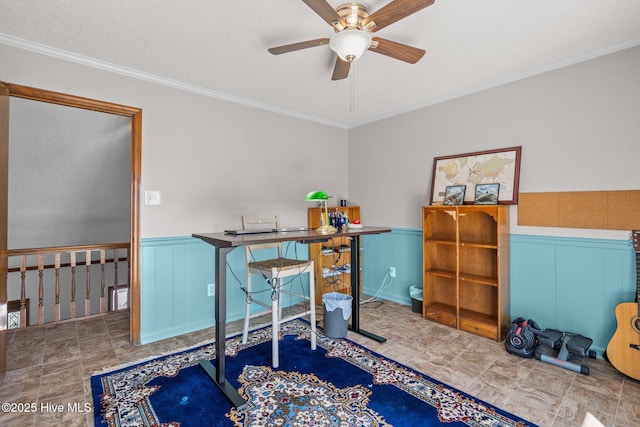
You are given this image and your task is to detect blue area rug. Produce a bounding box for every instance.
[91,320,536,426]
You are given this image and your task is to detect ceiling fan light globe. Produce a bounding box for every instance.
[329,29,371,62]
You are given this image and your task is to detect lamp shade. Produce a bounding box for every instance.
[329,29,372,62]
[305,190,337,234]
[305,191,329,201]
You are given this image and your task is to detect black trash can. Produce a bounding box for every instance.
[322,292,352,338]
[410,285,423,314]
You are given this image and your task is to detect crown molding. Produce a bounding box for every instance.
[0,33,349,129]
[3,33,639,130]
[347,37,640,129]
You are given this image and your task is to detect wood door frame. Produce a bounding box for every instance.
[0,81,142,374]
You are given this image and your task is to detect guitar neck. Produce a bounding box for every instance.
[634,231,640,312]
[636,251,640,318]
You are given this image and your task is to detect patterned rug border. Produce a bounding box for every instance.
[92,320,536,427]
[91,335,225,377]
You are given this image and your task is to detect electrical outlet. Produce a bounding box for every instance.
[207,283,215,297]
[389,267,396,278]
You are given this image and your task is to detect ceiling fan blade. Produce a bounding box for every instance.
[363,0,435,32]
[369,37,425,64]
[268,38,330,55]
[332,57,351,80]
[301,0,347,29]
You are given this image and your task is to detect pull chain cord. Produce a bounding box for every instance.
[349,63,356,112]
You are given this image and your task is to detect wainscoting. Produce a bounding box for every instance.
[140,237,215,343]
[510,234,635,354]
[359,228,423,305]
[139,236,312,344]
[140,231,635,354]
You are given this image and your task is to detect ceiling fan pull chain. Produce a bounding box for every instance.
[350,64,356,112]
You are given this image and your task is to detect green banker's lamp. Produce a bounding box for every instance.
[305,191,337,234]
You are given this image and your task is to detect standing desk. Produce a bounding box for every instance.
[192,226,391,409]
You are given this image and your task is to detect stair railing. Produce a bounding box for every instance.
[3,242,129,329]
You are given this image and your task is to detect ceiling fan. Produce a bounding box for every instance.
[268,0,435,80]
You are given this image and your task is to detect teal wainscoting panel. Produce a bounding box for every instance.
[510,234,635,355]
[140,236,311,344]
[361,228,423,306]
[141,237,214,344]
[509,238,557,328]
[140,232,635,354]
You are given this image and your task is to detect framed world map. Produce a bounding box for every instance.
[430,146,521,205]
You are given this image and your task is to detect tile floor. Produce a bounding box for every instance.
[1,299,639,426]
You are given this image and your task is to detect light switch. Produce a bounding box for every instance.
[144,191,161,205]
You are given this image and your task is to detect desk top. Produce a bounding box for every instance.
[193,226,392,248]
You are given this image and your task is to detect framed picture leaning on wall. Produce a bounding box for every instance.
[474,183,500,205]
[443,185,466,205]
[430,146,521,205]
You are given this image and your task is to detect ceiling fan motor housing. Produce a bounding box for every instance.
[334,3,373,31]
[330,3,373,62]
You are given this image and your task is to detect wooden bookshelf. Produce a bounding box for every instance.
[422,205,510,341]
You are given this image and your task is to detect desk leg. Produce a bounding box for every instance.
[199,245,247,409]
[349,235,386,343]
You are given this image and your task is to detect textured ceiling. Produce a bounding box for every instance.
[1,0,639,128]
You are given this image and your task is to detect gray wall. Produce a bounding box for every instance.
[1,42,638,241]
[0,43,349,239]
[348,45,640,239]
[8,97,131,248]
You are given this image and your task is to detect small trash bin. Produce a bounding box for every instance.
[409,285,423,314]
[322,292,352,338]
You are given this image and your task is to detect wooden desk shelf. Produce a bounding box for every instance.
[308,206,361,303]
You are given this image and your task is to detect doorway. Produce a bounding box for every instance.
[0,82,142,374]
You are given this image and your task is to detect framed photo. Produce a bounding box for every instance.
[474,183,500,205]
[443,185,466,205]
[430,146,521,205]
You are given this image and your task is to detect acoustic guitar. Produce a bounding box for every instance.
[605,230,640,380]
